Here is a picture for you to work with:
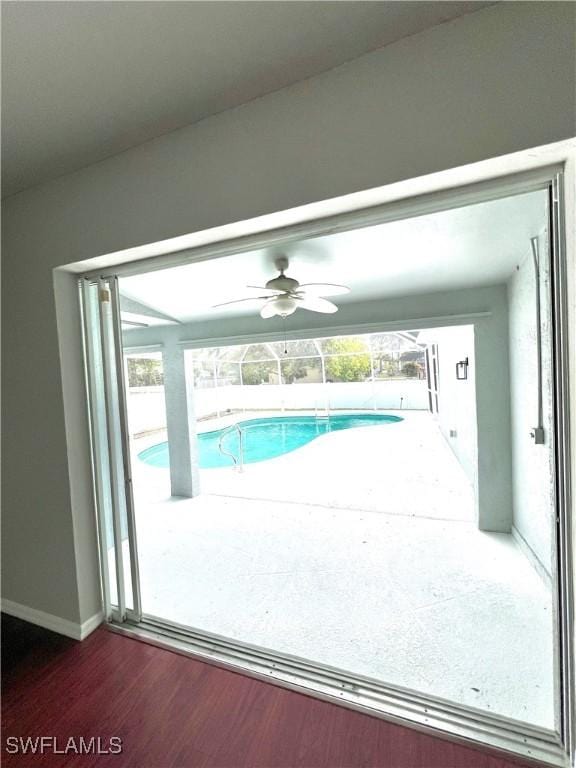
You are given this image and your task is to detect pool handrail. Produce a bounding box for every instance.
[217,422,244,472]
[314,400,331,419]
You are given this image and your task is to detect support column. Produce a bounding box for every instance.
[474,317,513,532]
[369,343,377,410]
[162,344,200,498]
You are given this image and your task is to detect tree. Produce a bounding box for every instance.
[127,358,164,387]
[241,360,277,385]
[401,361,420,378]
[373,353,399,378]
[281,358,313,384]
[323,338,371,382]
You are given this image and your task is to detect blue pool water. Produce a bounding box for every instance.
[138,413,403,470]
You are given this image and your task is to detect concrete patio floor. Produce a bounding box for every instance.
[128,411,555,730]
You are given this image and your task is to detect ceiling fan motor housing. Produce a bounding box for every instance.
[265,275,300,292]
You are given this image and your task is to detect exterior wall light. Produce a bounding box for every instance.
[456,357,469,380]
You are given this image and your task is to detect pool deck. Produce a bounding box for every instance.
[127,410,555,730]
[133,410,475,521]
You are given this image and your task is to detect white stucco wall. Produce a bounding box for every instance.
[2,2,574,626]
[126,387,167,435]
[125,377,428,436]
[508,238,555,576]
[192,379,428,420]
[420,326,478,492]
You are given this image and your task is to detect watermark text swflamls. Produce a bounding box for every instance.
[4,736,123,755]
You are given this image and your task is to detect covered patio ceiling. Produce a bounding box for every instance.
[118,188,547,327]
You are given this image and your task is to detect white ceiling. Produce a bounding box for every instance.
[119,189,548,326]
[1,1,492,197]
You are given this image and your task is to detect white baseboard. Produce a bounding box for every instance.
[78,610,105,639]
[1,598,104,641]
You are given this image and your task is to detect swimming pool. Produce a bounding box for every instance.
[138,413,402,470]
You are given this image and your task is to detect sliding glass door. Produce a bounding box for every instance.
[80,172,573,766]
[81,276,141,622]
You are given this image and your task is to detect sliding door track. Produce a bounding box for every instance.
[108,616,567,767]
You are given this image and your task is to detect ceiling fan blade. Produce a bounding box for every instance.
[246,285,283,294]
[297,296,339,314]
[212,295,274,308]
[298,283,350,297]
[260,300,279,319]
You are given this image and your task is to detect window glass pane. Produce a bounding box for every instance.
[127,355,164,387]
[369,332,405,355]
[193,360,216,388]
[399,349,426,379]
[189,346,219,362]
[325,354,371,382]
[369,333,425,379]
[216,362,241,385]
[241,359,278,384]
[242,343,276,362]
[281,357,322,384]
[372,353,400,379]
[218,344,247,361]
[269,339,319,358]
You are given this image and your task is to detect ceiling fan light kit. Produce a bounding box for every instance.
[263,295,298,317]
[212,256,350,319]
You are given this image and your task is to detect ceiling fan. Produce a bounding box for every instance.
[213,256,350,318]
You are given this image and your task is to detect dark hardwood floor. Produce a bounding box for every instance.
[2,614,539,768]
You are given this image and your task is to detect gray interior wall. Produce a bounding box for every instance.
[1,268,82,622]
[508,237,555,576]
[2,2,574,625]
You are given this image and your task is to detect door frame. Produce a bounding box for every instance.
[80,163,574,766]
